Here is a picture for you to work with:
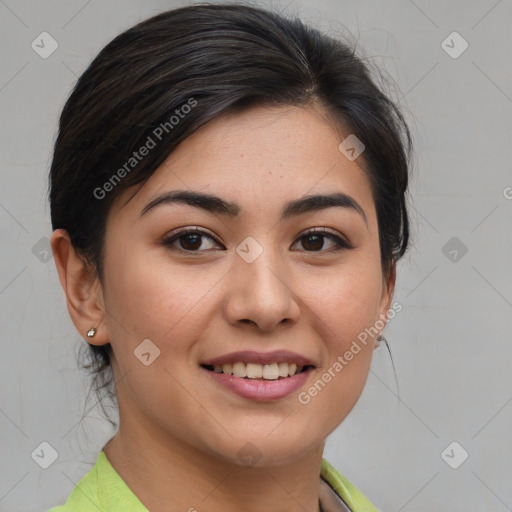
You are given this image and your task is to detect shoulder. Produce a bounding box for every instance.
[320,458,380,512]
[46,450,148,512]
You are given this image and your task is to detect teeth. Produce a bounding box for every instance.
[262,363,279,380]
[212,362,304,379]
[232,362,246,378]
[246,363,262,379]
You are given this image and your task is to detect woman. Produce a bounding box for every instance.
[48,3,412,511]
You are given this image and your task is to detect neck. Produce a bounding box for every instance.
[104,411,325,512]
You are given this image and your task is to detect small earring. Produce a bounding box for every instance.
[376,333,387,346]
[86,327,97,338]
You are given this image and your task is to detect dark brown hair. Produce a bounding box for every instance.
[48,3,412,424]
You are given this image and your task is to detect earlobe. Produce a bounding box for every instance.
[50,229,108,346]
[374,333,385,350]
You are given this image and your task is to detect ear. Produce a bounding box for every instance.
[375,263,396,349]
[50,229,108,346]
[380,263,396,314]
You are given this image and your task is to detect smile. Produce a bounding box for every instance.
[200,359,316,401]
[201,362,310,380]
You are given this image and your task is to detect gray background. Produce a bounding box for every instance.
[1,0,511,511]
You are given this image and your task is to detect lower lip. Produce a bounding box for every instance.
[202,367,313,401]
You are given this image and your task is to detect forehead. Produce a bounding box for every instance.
[110,105,376,226]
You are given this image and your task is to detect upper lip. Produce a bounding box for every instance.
[201,350,315,367]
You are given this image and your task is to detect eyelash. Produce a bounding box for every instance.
[161,227,353,254]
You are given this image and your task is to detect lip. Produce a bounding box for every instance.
[201,350,314,367]
[201,365,314,401]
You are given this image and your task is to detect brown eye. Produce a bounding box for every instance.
[161,227,352,254]
[161,228,222,252]
[293,228,352,253]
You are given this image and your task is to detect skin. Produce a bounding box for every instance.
[51,104,395,512]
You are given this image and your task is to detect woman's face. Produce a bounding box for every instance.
[96,105,394,465]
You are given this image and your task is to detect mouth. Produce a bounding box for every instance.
[199,350,316,401]
[200,362,314,380]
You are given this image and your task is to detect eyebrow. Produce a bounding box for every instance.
[138,189,368,226]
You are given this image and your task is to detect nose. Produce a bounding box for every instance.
[222,246,301,332]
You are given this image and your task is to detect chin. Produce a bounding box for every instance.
[202,426,322,469]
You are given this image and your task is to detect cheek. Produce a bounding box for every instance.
[103,241,219,342]
[294,263,382,429]
[304,259,383,350]
[101,247,218,415]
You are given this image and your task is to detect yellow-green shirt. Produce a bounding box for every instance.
[47,450,378,511]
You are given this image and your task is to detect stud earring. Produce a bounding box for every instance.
[376,333,387,347]
[86,327,97,338]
